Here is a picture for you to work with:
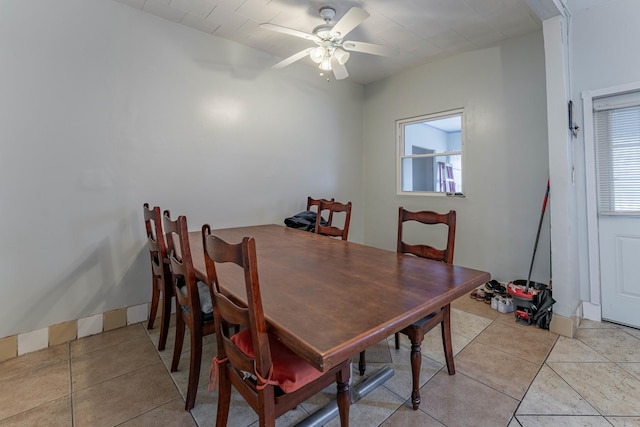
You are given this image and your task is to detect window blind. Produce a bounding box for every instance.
[594,91,640,214]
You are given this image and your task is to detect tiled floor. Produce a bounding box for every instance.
[2,295,640,427]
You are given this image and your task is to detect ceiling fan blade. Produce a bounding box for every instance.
[260,23,319,42]
[273,48,313,69]
[341,40,395,57]
[331,56,349,80]
[330,7,369,39]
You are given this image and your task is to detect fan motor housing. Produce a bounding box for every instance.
[319,6,336,22]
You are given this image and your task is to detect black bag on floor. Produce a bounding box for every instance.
[284,210,328,232]
[532,288,555,330]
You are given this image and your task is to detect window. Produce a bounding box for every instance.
[594,91,640,213]
[397,109,463,195]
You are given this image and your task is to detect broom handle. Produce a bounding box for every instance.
[526,179,550,292]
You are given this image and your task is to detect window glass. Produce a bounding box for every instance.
[397,110,463,195]
[594,94,640,213]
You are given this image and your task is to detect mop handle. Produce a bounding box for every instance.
[526,179,550,292]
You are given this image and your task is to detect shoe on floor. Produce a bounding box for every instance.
[491,296,501,310]
[498,297,514,313]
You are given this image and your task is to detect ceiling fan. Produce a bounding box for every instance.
[260,6,394,80]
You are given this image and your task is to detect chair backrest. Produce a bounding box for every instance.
[163,212,205,324]
[307,197,335,225]
[314,200,352,241]
[202,226,272,384]
[143,203,167,278]
[397,207,456,264]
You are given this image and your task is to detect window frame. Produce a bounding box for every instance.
[396,108,465,196]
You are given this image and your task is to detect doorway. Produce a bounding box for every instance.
[584,83,640,328]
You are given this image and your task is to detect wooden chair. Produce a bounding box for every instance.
[143,203,173,351]
[314,200,352,240]
[357,207,456,406]
[395,207,457,409]
[163,212,216,410]
[306,197,334,226]
[201,227,351,427]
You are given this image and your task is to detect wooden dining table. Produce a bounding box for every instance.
[188,224,490,411]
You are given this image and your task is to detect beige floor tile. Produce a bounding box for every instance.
[419,370,519,427]
[324,384,405,427]
[516,415,613,426]
[548,362,640,416]
[381,344,443,402]
[394,326,471,367]
[168,341,218,398]
[71,324,147,358]
[0,343,68,382]
[576,328,640,362]
[547,336,609,363]
[5,294,640,427]
[379,404,445,426]
[619,363,640,381]
[0,361,70,421]
[145,313,177,353]
[72,336,160,391]
[621,327,640,340]
[118,397,197,426]
[72,361,179,427]
[298,378,341,416]
[450,308,493,339]
[153,326,217,363]
[607,416,640,426]
[454,341,540,400]
[518,365,598,416]
[473,321,557,364]
[299,368,401,425]
[451,294,500,320]
[0,396,71,427]
[579,319,619,329]
[272,407,315,427]
[190,383,258,427]
[364,339,393,364]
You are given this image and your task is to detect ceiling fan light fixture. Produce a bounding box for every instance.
[319,54,332,71]
[309,46,325,63]
[334,48,350,65]
[262,6,392,80]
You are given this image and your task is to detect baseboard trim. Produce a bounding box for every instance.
[549,312,577,338]
[0,303,151,362]
[582,301,602,322]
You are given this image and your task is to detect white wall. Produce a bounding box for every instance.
[568,0,640,309]
[542,14,581,321]
[0,0,364,338]
[363,32,551,286]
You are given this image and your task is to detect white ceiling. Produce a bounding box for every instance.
[113,0,555,84]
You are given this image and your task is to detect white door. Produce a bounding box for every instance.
[594,91,640,328]
[599,216,640,327]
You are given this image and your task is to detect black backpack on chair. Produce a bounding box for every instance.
[284,211,328,232]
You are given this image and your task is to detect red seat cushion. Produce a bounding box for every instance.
[230,329,324,393]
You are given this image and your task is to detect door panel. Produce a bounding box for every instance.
[599,216,640,327]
